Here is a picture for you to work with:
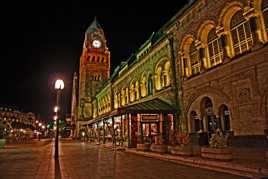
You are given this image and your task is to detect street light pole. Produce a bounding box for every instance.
[54,79,64,159]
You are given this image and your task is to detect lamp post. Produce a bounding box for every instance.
[54,79,64,159]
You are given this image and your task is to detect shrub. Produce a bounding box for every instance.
[209,129,229,148]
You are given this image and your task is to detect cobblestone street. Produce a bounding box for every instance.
[0,140,251,179]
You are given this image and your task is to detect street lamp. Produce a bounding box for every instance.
[54,79,64,159]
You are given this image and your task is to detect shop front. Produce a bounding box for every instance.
[120,98,177,148]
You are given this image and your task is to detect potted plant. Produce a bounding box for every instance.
[201,129,232,160]
[170,131,193,156]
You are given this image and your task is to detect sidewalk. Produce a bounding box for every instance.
[101,143,268,179]
[4,138,52,149]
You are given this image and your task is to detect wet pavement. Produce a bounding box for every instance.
[0,140,250,179]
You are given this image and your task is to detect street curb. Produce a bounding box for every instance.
[125,148,268,178]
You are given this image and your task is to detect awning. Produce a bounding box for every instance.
[121,98,177,114]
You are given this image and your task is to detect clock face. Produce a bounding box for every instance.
[92,40,101,48]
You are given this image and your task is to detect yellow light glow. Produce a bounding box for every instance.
[54,106,59,112]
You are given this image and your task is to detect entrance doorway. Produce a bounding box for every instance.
[141,122,159,144]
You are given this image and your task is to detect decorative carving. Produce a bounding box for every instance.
[238,88,251,104]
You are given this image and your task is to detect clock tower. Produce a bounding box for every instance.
[78,17,110,121]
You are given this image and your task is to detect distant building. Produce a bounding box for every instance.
[0,105,36,130]
[72,0,268,148]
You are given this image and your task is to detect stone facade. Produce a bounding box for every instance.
[74,0,268,147]
[166,0,268,146]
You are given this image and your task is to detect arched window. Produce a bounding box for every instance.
[130,83,135,102]
[155,66,162,90]
[230,10,253,56]
[114,92,118,109]
[207,28,223,67]
[91,56,95,63]
[219,105,231,132]
[189,42,200,75]
[201,97,215,136]
[262,0,268,33]
[163,61,171,87]
[140,75,147,97]
[148,74,153,95]
[135,81,140,100]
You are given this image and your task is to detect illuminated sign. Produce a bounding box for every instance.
[141,114,159,122]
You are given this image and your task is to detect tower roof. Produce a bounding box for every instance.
[86,17,102,34]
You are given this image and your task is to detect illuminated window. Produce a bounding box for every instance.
[207,28,223,67]
[189,42,200,75]
[262,0,268,32]
[163,61,171,87]
[230,10,253,56]
[121,89,125,106]
[130,83,135,102]
[114,92,118,109]
[140,75,147,97]
[135,81,140,100]
[155,66,162,90]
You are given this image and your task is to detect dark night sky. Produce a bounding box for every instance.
[0,1,188,122]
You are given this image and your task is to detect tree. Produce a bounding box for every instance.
[0,121,6,139]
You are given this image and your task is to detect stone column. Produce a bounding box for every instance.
[137,114,142,144]
[216,26,230,63]
[199,47,206,72]
[219,34,230,63]
[195,40,206,73]
[249,16,263,50]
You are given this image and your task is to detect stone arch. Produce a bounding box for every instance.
[186,90,232,135]
[180,34,195,54]
[185,87,231,116]
[154,57,169,90]
[218,1,244,30]
[196,20,218,68]
[154,56,169,70]
[179,35,195,77]
[197,20,216,44]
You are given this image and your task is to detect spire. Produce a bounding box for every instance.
[86,16,102,34]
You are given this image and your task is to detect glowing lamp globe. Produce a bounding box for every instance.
[55,79,64,90]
